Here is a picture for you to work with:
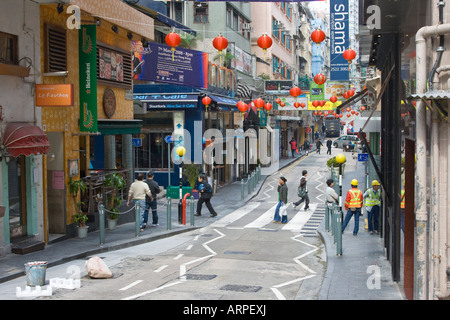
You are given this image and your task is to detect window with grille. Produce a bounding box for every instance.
[0,31,18,65]
[45,24,67,72]
[194,2,209,23]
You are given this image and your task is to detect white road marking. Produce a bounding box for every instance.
[119,280,143,291]
[154,265,168,273]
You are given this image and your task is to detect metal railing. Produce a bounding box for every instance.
[325,204,343,256]
[240,165,262,201]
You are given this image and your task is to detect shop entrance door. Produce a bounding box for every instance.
[8,156,27,239]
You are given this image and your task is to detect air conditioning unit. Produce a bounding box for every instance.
[242,23,253,31]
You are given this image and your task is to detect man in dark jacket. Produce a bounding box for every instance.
[326,138,333,155]
[144,171,161,227]
[293,170,310,211]
[195,175,217,217]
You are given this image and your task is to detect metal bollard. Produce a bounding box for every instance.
[325,205,329,232]
[336,210,343,255]
[99,204,105,245]
[167,197,172,230]
[190,196,195,226]
[247,175,251,194]
[135,203,140,237]
[241,179,244,200]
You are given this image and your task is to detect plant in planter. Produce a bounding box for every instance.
[327,156,345,176]
[69,178,88,237]
[103,173,126,229]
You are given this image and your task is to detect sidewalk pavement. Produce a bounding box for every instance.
[317,151,404,300]
[0,146,405,300]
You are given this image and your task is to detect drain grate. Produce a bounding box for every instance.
[220,284,262,292]
[185,274,217,280]
[224,251,251,255]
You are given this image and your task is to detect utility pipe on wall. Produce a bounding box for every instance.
[416,22,450,300]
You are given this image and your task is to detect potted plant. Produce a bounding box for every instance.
[327,156,345,176]
[103,173,126,230]
[184,164,201,199]
[69,178,88,238]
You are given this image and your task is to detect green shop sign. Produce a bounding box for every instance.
[79,25,97,132]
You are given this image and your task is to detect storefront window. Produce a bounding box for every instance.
[8,156,26,238]
[134,132,169,171]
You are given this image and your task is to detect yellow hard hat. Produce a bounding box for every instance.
[372,180,380,186]
[351,179,358,186]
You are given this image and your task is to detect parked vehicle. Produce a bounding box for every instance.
[333,135,360,148]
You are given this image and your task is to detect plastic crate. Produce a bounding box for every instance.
[166,186,192,199]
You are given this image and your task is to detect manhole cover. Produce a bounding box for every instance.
[220,284,262,292]
[185,274,217,280]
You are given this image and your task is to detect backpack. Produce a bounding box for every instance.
[298,185,307,197]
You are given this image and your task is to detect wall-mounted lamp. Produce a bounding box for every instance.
[141,37,149,48]
[127,32,133,40]
[57,3,64,14]
[112,25,119,34]
[95,18,101,27]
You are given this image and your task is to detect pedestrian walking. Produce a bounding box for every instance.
[341,179,364,236]
[289,137,297,158]
[325,179,339,208]
[303,139,310,155]
[127,173,153,232]
[326,138,332,155]
[363,180,381,234]
[144,171,161,227]
[195,175,217,217]
[273,176,288,223]
[293,170,310,211]
[316,139,323,154]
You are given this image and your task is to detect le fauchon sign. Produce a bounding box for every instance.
[35,84,74,107]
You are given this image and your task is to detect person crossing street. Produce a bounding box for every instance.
[341,179,363,236]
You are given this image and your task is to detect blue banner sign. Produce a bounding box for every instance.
[133,93,199,110]
[330,0,349,81]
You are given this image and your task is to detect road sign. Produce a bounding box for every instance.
[305,127,312,134]
[358,153,369,162]
[164,135,173,143]
[132,138,142,147]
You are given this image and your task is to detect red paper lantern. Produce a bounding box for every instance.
[202,96,212,112]
[289,87,302,100]
[254,98,265,110]
[351,110,355,115]
[314,111,318,116]
[311,29,326,44]
[343,48,356,63]
[346,107,351,112]
[343,92,349,99]
[165,31,181,61]
[355,112,359,116]
[319,100,326,107]
[257,34,273,61]
[361,106,366,111]
[236,101,248,114]
[280,101,286,107]
[347,89,355,97]
[330,96,338,103]
[294,102,300,109]
[318,111,323,116]
[339,114,343,118]
[275,98,281,105]
[312,100,319,107]
[264,103,273,112]
[213,35,228,54]
[347,113,351,117]
[300,102,306,108]
[314,73,327,85]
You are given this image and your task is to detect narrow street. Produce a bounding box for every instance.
[1,149,335,301]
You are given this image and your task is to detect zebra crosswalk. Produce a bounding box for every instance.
[211,201,326,237]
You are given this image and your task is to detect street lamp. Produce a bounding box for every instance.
[176,146,186,224]
[335,153,346,215]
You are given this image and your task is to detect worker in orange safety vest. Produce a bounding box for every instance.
[341,179,364,236]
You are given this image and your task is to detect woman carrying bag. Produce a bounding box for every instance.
[273,176,288,223]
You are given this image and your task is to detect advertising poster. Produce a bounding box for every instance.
[330,0,350,81]
[132,41,208,89]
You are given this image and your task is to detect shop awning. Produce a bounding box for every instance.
[3,123,50,157]
[97,119,143,135]
[209,95,239,111]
